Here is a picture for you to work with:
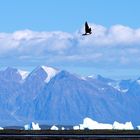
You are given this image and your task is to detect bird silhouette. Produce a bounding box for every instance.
[82,21,92,36]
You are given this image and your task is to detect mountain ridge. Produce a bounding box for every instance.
[0,66,139,127]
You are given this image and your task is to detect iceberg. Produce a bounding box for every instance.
[31,122,41,130]
[113,121,134,130]
[73,125,80,130]
[24,122,41,130]
[61,127,65,130]
[82,117,112,130]
[50,125,59,130]
[80,118,134,130]
[137,125,140,130]
[0,127,3,130]
[24,124,30,130]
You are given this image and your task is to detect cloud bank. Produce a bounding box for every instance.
[0,23,140,75]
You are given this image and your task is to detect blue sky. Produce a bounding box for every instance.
[0,0,140,32]
[0,0,140,79]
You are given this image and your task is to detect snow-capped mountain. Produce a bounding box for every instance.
[0,67,22,82]
[41,65,59,83]
[0,66,140,127]
[18,70,29,80]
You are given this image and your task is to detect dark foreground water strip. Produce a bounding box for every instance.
[0,134,140,138]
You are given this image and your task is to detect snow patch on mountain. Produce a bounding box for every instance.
[18,70,29,80]
[121,89,128,93]
[80,74,97,81]
[108,82,120,90]
[87,75,98,79]
[81,77,87,80]
[41,66,58,83]
[108,82,128,93]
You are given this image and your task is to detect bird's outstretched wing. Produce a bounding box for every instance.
[84,21,92,35]
[85,22,90,33]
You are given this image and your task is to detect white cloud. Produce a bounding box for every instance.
[0,24,140,70]
[0,24,140,53]
[120,56,129,64]
[0,33,19,53]
[78,24,140,47]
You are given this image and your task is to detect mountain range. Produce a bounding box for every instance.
[0,66,140,127]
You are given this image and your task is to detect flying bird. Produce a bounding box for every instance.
[82,21,92,36]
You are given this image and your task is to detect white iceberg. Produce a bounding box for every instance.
[82,117,112,130]
[137,125,140,130]
[0,127,3,130]
[73,125,80,130]
[24,124,30,130]
[61,127,65,130]
[31,122,41,130]
[24,122,41,130]
[50,125,59,130]
[80,118,134,130]
[113,121,134,130]
[79,124,85,130]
